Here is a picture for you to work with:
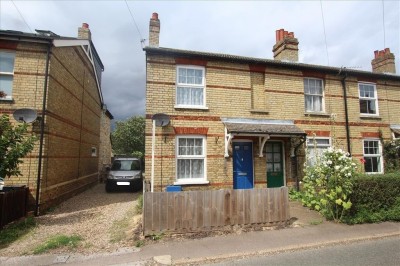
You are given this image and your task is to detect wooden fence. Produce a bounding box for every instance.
[0,186,29,229]
[143,187,290,235]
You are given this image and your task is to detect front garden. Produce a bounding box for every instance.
[291,140,400,224]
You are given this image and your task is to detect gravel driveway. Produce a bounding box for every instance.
[0,183,142,256]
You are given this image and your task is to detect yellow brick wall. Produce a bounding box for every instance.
[0,40,102,212]
[145,53,400,191]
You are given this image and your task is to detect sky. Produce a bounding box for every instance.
[1,0,399,124]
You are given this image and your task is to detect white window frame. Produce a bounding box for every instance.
[359,82,379,116]
[91,147,97,157]
[174,135,208,185]
[363,139,383,174]
[306,137,331,166]
[304,78,325,113]
[175,65,207,109]
[0,50,16,100]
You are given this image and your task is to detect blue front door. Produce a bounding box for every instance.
[233,142,254,189]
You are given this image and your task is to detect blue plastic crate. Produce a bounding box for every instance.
[166,185,182,192]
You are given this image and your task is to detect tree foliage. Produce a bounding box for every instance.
[0,115,37,180]
[111,116,145,158]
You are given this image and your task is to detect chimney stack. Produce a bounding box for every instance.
[272,28,299,62]
[149,12,160,47]
[78,23,91,40]
[371,48,396,74]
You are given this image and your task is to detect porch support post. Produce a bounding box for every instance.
[258,135,270,157]
[224,127,233,158]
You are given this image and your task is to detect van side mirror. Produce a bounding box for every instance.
[105,166,110,172]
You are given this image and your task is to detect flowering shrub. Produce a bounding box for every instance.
[383,138,400,173]
[302,147,357,222]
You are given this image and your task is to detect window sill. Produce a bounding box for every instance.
[174,180,210,186]
[360,115,381,120]
[174,105,209,111]
[0,98,14,103]
[250,109,269,114]
[304,112,331,117]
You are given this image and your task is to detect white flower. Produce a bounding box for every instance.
[335,166,340,170]
[326,160,332,165]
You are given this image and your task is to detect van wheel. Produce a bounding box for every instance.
[105,183,112,193]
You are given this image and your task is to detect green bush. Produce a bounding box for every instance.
[302,147,357,222]
[345,173,400,224]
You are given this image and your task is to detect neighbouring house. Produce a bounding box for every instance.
[144,13,400,192]
[0,23,112,214]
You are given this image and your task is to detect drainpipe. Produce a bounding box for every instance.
[340,70,351,156]
[293,135,307,191]
[35,42,52,216]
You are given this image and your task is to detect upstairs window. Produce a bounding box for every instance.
[304,78,324,112]
[359,83,378,115]
[0,51,16,100]
[363,139,382,173]
[176,66,205,108]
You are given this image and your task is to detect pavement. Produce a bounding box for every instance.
[1,201,399,266]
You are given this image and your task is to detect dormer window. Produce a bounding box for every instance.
[175,66,206,109]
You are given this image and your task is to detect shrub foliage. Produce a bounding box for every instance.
[301,147,357,222]
[346,173,400,224]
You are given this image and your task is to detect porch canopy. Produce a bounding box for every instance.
[390,125,400,138]
[222,118,306,157]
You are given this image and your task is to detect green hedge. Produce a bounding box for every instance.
[345,173,400,224]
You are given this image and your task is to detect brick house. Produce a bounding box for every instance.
[144,13,400,192]
[0,23,112,214]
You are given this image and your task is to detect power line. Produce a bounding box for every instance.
[382,0,386,48]
[11,0,33,33]
[124,0,145,48]
[320,0,330,66]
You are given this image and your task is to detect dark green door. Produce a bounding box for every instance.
[266,142,284,187]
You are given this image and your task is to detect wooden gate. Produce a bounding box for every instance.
[143,187,290,235]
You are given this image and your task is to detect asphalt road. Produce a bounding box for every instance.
[207,237,400,266]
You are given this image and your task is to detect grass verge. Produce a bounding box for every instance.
[0,217,36,249]
[33,234,82,254]
[109,204,137,243]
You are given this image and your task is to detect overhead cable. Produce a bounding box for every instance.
[11,0,33,33]
[124,0,145,48]
[319,0,330,66]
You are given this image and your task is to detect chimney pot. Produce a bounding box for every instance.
[82,23,89,29]
[371,47,396,73]
[273,28,299,62]
[149,12,160,47]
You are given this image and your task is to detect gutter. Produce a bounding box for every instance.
[339,70,351,155]
[35,42,52,216]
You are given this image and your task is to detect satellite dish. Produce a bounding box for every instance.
[13,108,38,123]
[152,113,170,127]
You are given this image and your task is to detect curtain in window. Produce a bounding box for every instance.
[177,87,203,106]
[177,138,204,179]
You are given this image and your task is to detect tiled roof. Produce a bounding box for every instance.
[144,46,400,81]
[224,122,306,136]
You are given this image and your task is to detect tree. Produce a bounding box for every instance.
[111,116,145,158]
[0,114,37,181]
